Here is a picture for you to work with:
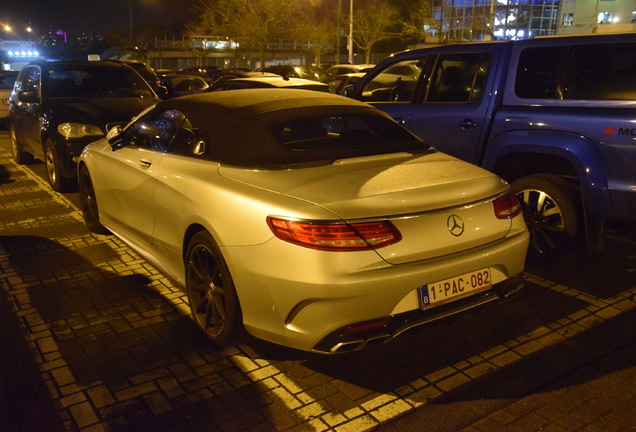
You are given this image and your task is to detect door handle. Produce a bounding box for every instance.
[459,119,479,129]
[138,159,152,169]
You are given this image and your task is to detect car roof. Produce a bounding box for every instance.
[28,60,138,70]
[158,89,421,167]
[224,76,328,87]
[164,88,367,121]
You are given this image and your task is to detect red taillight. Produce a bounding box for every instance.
[493,190,521,219]
[266,217,401,251]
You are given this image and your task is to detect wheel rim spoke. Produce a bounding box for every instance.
[45,148,56,183]
[518,188,564,255]
[188,245,226,338]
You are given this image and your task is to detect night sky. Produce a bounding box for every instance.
[2,0,200,37]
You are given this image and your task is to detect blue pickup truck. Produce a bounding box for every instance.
[350,32,636,263]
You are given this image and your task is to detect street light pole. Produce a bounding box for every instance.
[347,0,353,64]
[128,0,134,46]
[336,0,341,63]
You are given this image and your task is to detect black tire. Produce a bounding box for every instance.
[512,174,581,264]
[9,125,34,164]
[186,231,244,347]
[78,165,108,234]
[44,138,74,192]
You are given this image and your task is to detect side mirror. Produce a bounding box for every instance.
[154,86,168,99]
[106,125,124,149]
[341,84,356,98]
[17,90,40,104]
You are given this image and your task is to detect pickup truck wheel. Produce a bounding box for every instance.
[512,174,581,264]
[186,231,244,347]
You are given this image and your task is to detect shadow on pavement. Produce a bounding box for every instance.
[526,224,636,299]
[0,162,11,185]
[251,225,636,414]
[0,235,235,431]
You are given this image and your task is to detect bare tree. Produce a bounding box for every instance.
[192,0,301,68]
[352,0,401,64]
[292,1,338,66]
[400,0,442,44]
[185,20,217,66]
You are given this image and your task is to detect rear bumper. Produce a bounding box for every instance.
[312,274,524,354]
[227,223,529,353]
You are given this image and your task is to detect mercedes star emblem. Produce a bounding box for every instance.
[447,215,465,237]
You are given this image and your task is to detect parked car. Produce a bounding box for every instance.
[259,65,326,82]
[324,72,365,96]
[322,64,375,81]
[0,70,19,127]
[160,73,209,98]
[350,32,636,263]
[210,69,280,83]
[8,60,161,191]
[77,89,529,353]
[205,76,330,92]
[179,66,220,83]
[115,60,162,89]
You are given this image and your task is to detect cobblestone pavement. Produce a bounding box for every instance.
[1,131,635,432]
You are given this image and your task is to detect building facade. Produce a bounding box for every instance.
[436,0,634,42]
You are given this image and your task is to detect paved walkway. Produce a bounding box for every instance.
[1,134,635,432]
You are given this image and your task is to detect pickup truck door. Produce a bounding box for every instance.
[361,48,500,165]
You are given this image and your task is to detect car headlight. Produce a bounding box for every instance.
[57,123,104,139]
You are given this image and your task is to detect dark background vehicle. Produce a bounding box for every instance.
[205,76,330,93]
[324,72,365,96]
[208,69,279,83]
[8,60,161,192]
[259,65,326,82]
[115,60,162,89]
[179,66,220,84]
[322,64,374,82]
[0,70,19,128]
[160,73,209,98]
[350,32,636,263]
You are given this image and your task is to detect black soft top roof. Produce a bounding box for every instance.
[159,89,426,168]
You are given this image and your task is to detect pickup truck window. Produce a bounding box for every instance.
[427,53,490,103]
[515,46,562,99]
[563,42,636,100]
[361,59,426,102]
[516,42,636,100]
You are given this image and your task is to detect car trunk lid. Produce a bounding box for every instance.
[220,152,513,264]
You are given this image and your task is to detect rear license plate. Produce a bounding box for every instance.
[419,268,492,308]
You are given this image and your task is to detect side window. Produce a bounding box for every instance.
[167,119,208,157]
[426,53,490,103]
[563,42,636,100]
[122,108,186,151]
[515,46,562,99]
[361,59,426,102]
[14,66,41,94]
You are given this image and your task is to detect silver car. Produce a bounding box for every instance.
[78,89,529,353]
[0,71,18,126]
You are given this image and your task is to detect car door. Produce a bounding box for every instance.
[360,47,498,165]
[11,65,43,156]
[96,107,181,246]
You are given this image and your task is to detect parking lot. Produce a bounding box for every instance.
[1,130,635,432]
